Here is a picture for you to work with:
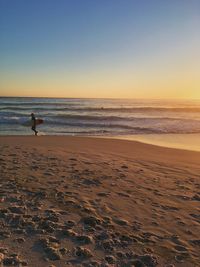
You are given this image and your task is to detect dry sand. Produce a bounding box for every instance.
[0,136,200,267]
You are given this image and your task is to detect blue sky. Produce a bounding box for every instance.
[0,0,200,98]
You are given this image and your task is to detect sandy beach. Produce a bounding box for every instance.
[0,136,200,267]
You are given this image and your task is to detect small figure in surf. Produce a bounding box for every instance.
[31,113,38,136]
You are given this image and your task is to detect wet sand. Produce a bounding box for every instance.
[0,136,200,267]
[103,133,200,152]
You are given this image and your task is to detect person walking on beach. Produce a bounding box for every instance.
[31,113,38,136]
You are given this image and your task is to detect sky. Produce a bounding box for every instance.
[0,0,200,99]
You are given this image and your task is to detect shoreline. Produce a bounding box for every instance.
[100,133,200,152]
[1,133,200,152]
[0,136,200,266]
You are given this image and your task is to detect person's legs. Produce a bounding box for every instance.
[32,126,38,136]
[31,126,35,134]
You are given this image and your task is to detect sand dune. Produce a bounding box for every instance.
[0,136,200,266]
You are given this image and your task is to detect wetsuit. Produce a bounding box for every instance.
[31,114,38,135]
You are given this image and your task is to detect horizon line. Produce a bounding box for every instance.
[1,96,200,101]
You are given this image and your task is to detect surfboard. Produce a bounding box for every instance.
[22,119,44,127]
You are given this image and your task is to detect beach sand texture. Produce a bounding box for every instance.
[0,136,200,267]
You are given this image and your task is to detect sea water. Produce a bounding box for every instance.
[1,97,200,150]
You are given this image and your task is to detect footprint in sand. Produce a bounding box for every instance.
[117,192,131,198]
[189,213,200,223]
[161,205,179,211]
[97,192,110,197]
[189,239,200,246]
[174,245,188,252]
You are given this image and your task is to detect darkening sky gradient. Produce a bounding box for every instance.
[0,0,200,98]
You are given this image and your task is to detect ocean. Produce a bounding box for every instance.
[1,97,200,137]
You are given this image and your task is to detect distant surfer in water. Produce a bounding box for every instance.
[31,113,38,136]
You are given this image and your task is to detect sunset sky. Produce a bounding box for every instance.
[0,0,199,99]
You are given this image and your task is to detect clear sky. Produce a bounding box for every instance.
[0,0,199,99]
